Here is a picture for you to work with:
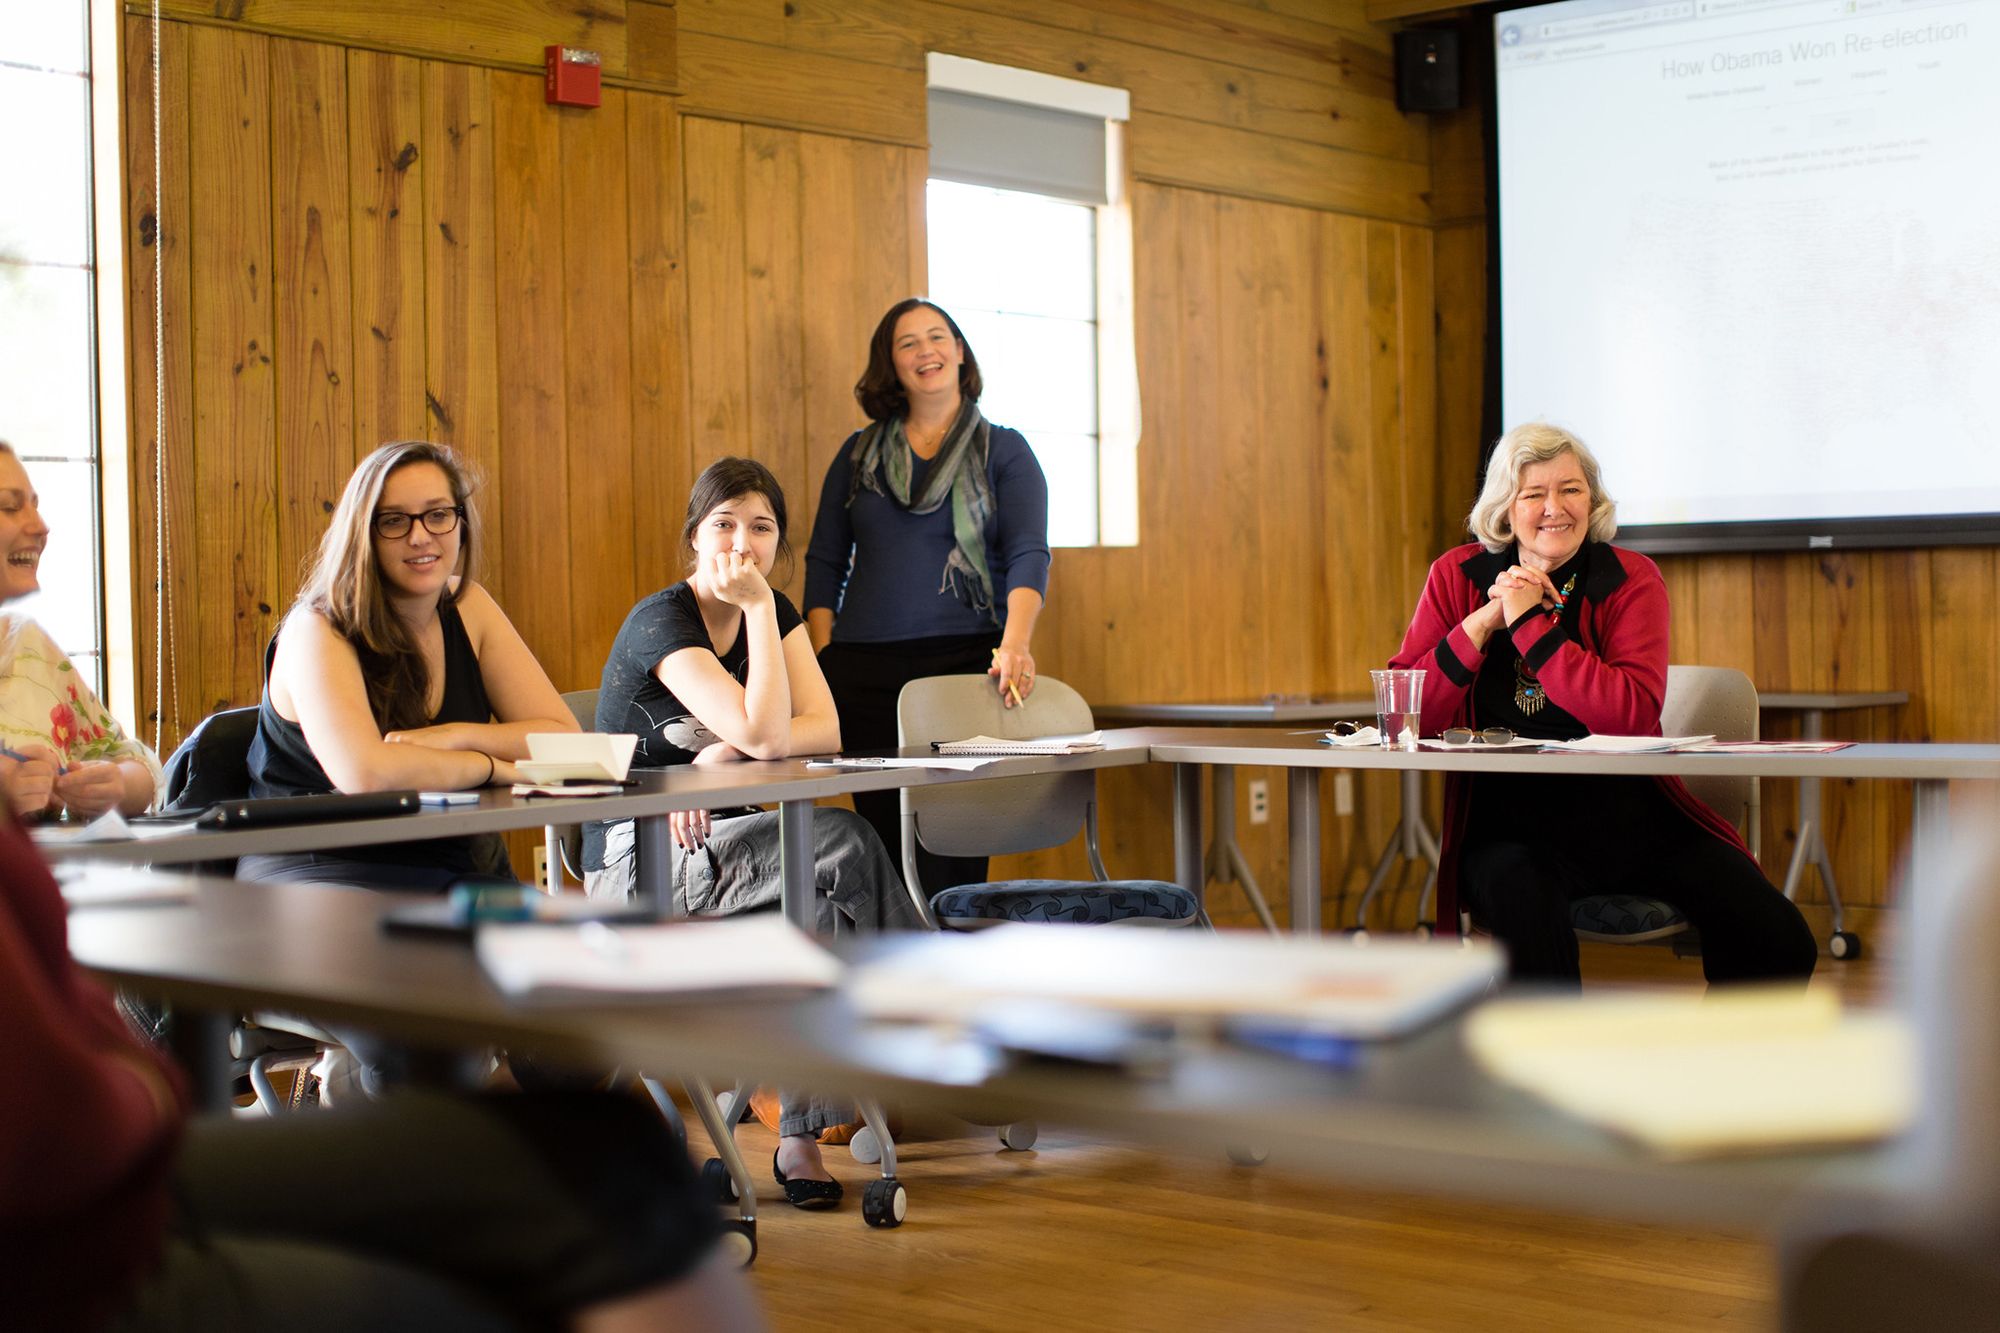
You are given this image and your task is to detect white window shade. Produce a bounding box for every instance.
[927,89,1108,208]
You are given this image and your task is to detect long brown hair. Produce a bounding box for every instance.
[853,298,983,423]
[298,440,479,732]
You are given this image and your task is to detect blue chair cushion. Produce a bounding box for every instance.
[1570,893,1687,937]
[930,879,1200,927]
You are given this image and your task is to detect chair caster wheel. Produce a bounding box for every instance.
[1348,928,1370,945]
[999,1121,1038,1151]
[718,1219,757,1267]
[1829,931,1862,961]
[1226,1143,1269,1167]
[863,1177,907,1228]
[848,1126,882,1164]
[701,1157,739,1202]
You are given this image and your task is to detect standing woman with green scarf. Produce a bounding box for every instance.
[806,298,1051,897]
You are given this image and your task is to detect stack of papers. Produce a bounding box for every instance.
[476,914,842,1002]
[1541,734,1715,753]
[932,731,1104,756]
[1465,987,1913,1156]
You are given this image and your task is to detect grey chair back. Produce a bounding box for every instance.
[898,675,1097,860]
[1661,664,1758,827]
[562,687,600,732]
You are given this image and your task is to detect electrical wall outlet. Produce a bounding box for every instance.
[1248,779,1270,825]
[532,844,550,891]
[1334,771,1354,817]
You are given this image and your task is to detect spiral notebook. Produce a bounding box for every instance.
[931,730,1104,756]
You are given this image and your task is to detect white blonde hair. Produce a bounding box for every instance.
[1466,422,1618,553]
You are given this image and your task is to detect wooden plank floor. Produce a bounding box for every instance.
[689,936,1888,1331]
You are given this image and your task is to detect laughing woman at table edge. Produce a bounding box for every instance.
[239,439,577,891]
[0,439,161,822]
[585,455,922,1208]
[804,297,1051,897]
[1387,421,1817,987]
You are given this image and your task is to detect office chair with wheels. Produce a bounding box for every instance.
[160,706,340,1113]
[1567,664,1760,950]
[896,674,1202,931]
[877,674,1201,1160]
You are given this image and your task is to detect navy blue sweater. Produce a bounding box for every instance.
[804,424,1051,643]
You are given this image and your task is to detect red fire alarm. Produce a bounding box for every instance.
[544,46,601,108]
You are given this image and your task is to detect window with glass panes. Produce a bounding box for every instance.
[926,180,1101,547]
[0,2,104,693]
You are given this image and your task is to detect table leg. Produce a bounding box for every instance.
[1206,766,1280,933]
[778,798,814,930]
[1173,763,1205,910]
[637,813,674,919]
[1287,768,1322,934]
[171,1009,236,1113]
[1781,709,1850,933]
[1908,778,1951,942]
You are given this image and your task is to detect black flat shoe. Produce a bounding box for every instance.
[773,1149,845,1209]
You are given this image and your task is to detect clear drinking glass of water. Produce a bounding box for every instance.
[1369,669,1424,751]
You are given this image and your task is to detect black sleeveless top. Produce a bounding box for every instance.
[246,599,499,874]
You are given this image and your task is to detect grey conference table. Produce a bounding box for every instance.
[66,868,1905,1236]
[39,739,1158,927]
[1144,728,2000,936]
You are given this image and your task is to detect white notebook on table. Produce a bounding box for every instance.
[476,915,841,1003]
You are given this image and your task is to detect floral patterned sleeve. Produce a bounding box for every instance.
[0,615,165,809]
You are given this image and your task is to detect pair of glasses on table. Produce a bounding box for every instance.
[1441,726,1517,746]
[1325,722,1518,745]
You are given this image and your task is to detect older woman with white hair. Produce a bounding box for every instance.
[1386,422,1816,986]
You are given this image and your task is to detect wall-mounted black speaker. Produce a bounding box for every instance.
[1394,28,1461,114]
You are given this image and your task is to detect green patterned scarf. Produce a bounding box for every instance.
[846,402,998,620]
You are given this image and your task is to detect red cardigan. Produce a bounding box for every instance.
[1388,541,1752,933]
[0,813,187,1326]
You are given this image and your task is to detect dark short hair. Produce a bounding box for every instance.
[681,456,793,581]
[854,298,982,423]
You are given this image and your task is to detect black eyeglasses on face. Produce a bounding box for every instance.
[372,505,464,540]
[1442,725,1516,746]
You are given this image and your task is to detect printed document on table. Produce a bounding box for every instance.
[1541,734,1715,754]
[477,914,842,1003]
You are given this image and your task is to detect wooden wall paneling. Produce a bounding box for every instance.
[917,2,1425,165]
[143,0,628,80]
[1929,549,1998,743]
[924,0,1393,87]
[740,125,809,602]
[1396,224,1439,575]
[123,15,203,749]
[490,72,573,679]
[1173,192,1232,700]
[419,61,503,598]
[626,0,681,87]
[560,92,640,689]
[683,119,751,466]
[1693,554,1755,673]
[1431,222,1484,532]
[795,134,868,547]
[626,92,694,601]
[675,31,924,146]
[269,38,354,608]
[1658,556,1702,669]
[1129,112,1432,225]
[679,0,922,70]
[347,50,428,452]
[186,24,278,713]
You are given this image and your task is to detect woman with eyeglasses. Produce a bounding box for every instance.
[1387,422,1815,987]
[239,440,577,891]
